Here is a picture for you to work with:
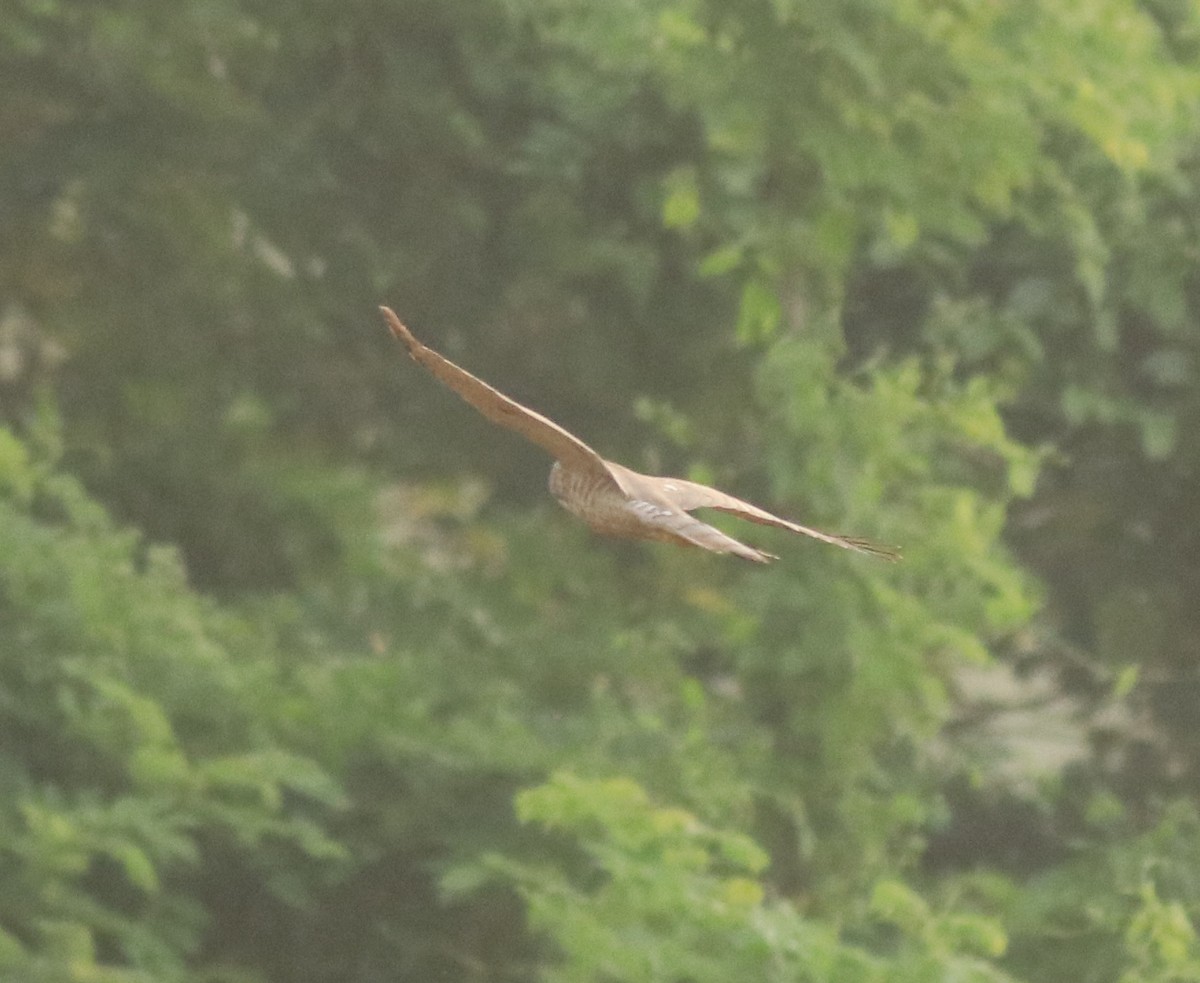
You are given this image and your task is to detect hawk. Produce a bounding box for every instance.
[382,307,898,564]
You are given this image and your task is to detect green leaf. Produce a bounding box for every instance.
[662,167,701,229]
[698,242,745,278]
[870,879,931,934]
[735,277,781,343]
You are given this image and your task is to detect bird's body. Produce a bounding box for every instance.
[547,461,774,561]
[382,307,898,564]
[547,461,640,537]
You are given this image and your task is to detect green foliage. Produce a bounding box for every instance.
[995,802,1200,983]
[3,0,1200,980]
[0,426,346,981]
[492,772,1018,982]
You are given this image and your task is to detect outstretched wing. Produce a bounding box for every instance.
[382,306,897,563]
[381,307,615,481]
[610,464,900,561]
[627,499,777,563]
[669,478,900,560]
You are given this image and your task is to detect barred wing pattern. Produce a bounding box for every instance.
[607,465,900,561]
[382,306,898,564]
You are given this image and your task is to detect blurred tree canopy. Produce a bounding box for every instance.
[2,0,1200,980]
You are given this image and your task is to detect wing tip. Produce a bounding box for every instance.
[843,537,902,562]
[736,539,897,564]
[736,545,778,563]
[379,305,421,357]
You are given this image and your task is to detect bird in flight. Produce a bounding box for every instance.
[381,307,898,564]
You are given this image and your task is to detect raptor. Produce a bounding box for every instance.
[382,307,897,564]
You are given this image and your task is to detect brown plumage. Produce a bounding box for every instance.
[381,307,898,564]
